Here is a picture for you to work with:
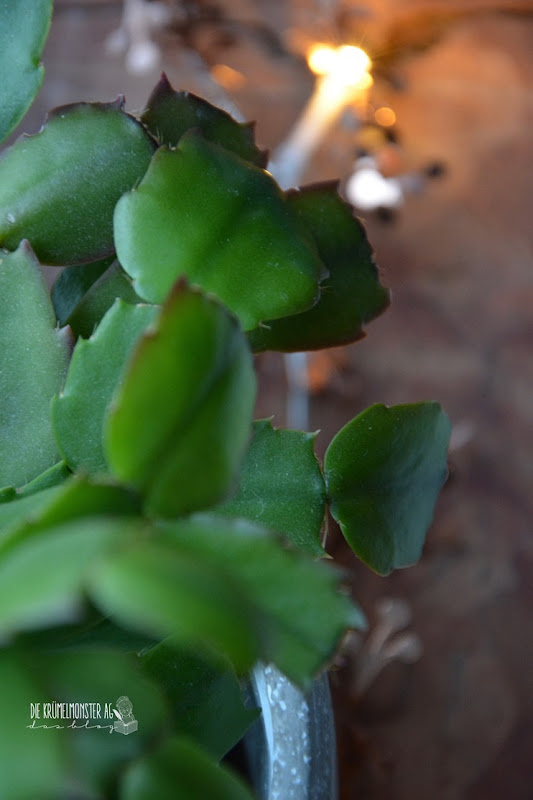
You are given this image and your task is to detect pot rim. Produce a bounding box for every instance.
[244,662,338,800]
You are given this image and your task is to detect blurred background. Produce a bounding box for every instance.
[15,1,533,797]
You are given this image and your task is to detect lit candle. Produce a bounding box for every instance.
[270,44,373,190]
[268,44,373,430]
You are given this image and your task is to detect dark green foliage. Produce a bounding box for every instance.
[325,403,451,575]
[141,72,267,167]
[249,184,391,352]
[214,419,327,555]
[0,101,156,264]
[0,0,52,145]
[114,132,326,330]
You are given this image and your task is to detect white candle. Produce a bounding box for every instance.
[268,44,372,430]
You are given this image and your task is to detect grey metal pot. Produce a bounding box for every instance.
[244,663,338,800]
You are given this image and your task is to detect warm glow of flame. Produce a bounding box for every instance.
[375,106,396,127]
[307,44,338,76]
[357,72,374,90]
[307,43,371,87]
[211,63,247,90]
[336,45,371,77]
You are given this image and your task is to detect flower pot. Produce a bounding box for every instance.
[244,663,338,800]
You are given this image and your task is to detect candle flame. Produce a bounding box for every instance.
[307,44,338,76]
[307,43,371,88]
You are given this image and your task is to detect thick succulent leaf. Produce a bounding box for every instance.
[325,403,451,576]
[17,461,70,497]
[17,613,158,654]
[0,488,62,544]
[90,515,362,686]
[0,0,52,145]
[53,258,141,338]
[249,184,390,352]
[160,516,364,688]
[0,649,68,800]
[88,540,260,673]
[0,647,169,800]
[0,243,70,488]
[120,736,255,800]
[141,640,259,760]
[0,477,139,556]
[64,260,142,339]
[105,283,256,518]
[141,73,267,167]
[35,649,169,794]
[0,487,16,503]
[52,300,159,475]
[0,100,156,265]
[214,419,327,556]
[114,132,326,330]
[51,255,116,327]
[0,518,128,639]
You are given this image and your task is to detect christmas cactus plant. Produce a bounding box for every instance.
[0,3,450,798]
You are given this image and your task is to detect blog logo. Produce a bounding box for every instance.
[112,696,138,735]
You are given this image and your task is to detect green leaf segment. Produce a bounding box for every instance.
[121,736,255,800]
[0,101,156,265]
[0,0,52,145]
[214,419,327,556]
[141,640,259,761]
[325,403,451,575]
[114,132,326,330]
[105,283,257,517]
[52,257,140,338]
[0,243,69,488]
[141,72,268,167]
[52,300,159,475]
[248,184,391,351]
